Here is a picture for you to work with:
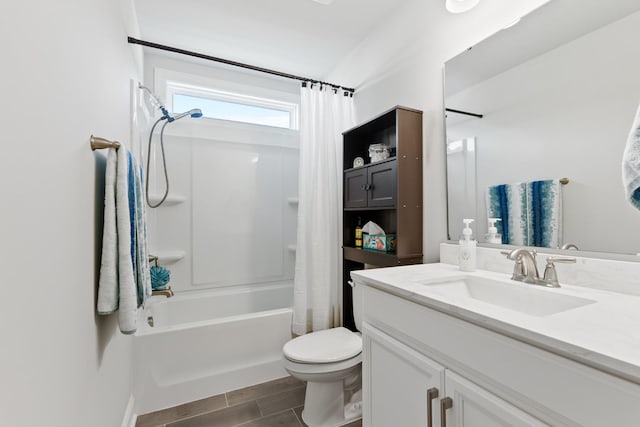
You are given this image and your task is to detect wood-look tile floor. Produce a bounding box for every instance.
[136,376,363,427]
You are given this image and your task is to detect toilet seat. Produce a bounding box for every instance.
[284,352,361,375]
[283,327,362,364]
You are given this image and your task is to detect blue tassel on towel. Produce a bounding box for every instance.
[150,265,171,290]
[623,103,640,209]
[487,184,509,244]
[487,179,562,248]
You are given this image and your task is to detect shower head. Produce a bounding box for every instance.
[168,108,203,122]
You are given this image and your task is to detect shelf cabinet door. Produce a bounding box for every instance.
[363,323,445,427]
[344,168,368,208]
[442,371,548,427]
[367,161,396,208]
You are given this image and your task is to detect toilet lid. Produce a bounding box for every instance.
[283,327,362,363]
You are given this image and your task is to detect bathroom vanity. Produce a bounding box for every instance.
[352,255,640,426]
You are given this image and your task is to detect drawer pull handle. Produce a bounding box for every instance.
[426,387,439,427]
[440,397,453,427]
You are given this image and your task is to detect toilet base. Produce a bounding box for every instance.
[300,377,362,427]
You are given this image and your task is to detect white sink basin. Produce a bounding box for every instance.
[417,276,596,317]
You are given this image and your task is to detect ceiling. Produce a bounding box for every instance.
[133,0,403,81]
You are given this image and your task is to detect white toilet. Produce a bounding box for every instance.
[283,282,363,427]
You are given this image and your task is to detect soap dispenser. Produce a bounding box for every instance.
[485,218,502,244]
[459,219,477,272]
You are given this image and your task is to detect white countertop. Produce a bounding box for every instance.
[351,263,640,384]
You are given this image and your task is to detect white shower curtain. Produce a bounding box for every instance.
[292,84,355,335]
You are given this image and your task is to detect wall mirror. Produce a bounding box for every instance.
[444,0,640,256]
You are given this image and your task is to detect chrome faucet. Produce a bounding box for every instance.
[503,248,540,284]
[502,248,575,288]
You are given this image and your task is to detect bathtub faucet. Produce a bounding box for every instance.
[152,288,174,298]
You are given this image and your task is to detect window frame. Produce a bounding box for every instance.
[165,81,299,130]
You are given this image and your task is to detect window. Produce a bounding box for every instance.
[167,82,298,130]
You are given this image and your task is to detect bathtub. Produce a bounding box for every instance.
[133,282,293,414]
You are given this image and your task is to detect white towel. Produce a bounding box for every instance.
[116,143,138,334]
[623,103,640,210]
[97,149,118,314]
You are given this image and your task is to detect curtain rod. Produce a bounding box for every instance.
[127,37,355,93]
[445,108,483,119]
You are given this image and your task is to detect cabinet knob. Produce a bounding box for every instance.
[440,397,453,427]
[426,388,439,427]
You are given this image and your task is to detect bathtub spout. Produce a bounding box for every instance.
[152,288,174,298]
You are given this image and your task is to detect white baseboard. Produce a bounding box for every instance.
[121,393,137,427]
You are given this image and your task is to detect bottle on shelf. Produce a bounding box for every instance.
[355,217,363,248]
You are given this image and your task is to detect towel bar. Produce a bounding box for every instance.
[90,135,120,151]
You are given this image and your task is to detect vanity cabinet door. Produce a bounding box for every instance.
[344,168,368,208]
[363,323,445,427]
[367,160,396,208]
[442,371,548,427]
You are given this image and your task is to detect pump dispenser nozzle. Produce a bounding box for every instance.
[485,218,502,244]
[462,219,474,241]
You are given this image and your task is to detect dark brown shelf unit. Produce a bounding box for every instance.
[343,156,397,173]
[343,246,423,267]
[342,106,423,330]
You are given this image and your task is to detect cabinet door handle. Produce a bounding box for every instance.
[361,184,367,191]
[440,397,453,427]
[426,387,439,427]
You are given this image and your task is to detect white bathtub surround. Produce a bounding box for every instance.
[145,62,299,294]
[440,242,640,297]
[133,283,293,414]
[293,84,355,335]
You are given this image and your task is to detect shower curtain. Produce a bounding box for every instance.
[292,84,354,335]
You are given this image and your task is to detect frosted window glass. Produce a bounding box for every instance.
[173,93,291,129]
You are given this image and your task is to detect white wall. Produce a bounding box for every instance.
[327,0,550,262]
[447,11,640,254]
[0,1,141,426]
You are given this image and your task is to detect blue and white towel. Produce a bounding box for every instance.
[486,182,527,245]
[97,143,151,334]
[486,179,562,248]
[528,179,562,248]
[623,102,640,210]
[133,157,152,305]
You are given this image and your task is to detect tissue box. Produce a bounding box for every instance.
[363,233,397,252]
